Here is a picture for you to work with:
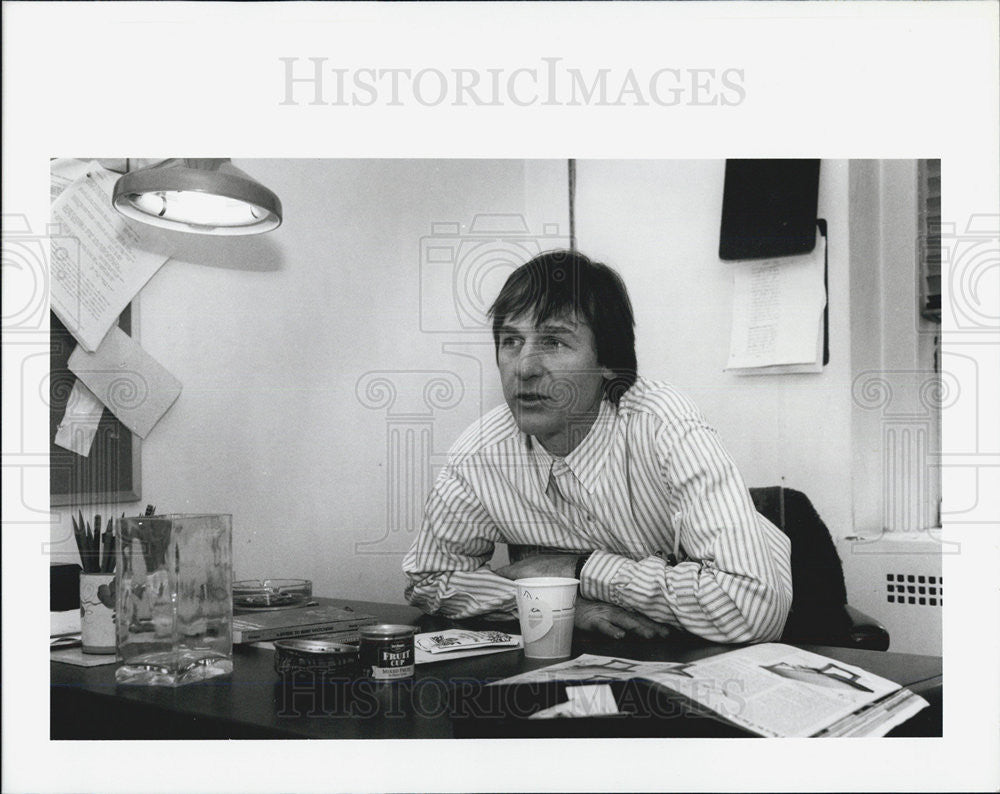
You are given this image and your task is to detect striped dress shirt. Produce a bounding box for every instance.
[403,377,792,643]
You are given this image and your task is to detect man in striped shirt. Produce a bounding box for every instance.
[403,250,792,643]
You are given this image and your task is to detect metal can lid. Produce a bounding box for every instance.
[358,623,418,639]
[273,638,359,655]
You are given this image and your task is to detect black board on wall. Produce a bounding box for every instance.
[50,306,140,506]
[719,159,821,260]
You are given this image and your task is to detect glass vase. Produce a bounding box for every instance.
[115,513,233,685]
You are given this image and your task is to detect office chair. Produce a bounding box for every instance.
[749,486,890,652]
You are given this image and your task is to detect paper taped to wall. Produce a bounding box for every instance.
[68,327,182,439]
[50,158,93,204]
[53,379,105,457]
[50,164,172,352]
[726,231,827,373]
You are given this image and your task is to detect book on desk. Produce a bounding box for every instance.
[233,602,377,644]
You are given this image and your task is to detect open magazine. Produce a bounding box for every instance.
[492,643,929,737]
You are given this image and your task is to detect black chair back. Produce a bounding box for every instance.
[749,486,853,645]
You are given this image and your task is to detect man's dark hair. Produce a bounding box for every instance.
[488,249,637,406]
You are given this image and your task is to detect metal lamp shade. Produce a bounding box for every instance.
[112,158,282,235]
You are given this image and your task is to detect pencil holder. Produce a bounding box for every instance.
[115,513,233,685]
[80,572,116,654]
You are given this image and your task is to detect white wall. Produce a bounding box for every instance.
[50,159,569,604]
[51,158,931,609]
[573,159,941,648]
[574,160,855,536]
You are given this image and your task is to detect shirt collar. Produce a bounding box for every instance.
[525,398,618,493]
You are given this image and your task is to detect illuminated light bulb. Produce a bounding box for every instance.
[112,159,281,236]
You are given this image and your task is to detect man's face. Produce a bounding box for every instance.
[497,311,612,456]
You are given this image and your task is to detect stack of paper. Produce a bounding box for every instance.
[49,160,181,456]
[50,161,173,354]
[726,230,827,375]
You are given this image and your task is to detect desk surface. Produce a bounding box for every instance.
[51,599,942,740]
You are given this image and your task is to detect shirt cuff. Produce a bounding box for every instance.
[579,549,636,606]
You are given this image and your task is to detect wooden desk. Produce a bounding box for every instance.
[51,599,942,739]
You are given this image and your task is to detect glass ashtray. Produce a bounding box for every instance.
[233,579,312,610]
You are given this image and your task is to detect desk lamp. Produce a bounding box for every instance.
[112,158,282,235]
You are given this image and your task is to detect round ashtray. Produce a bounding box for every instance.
[273,638,360,678]
[233,578,312,609]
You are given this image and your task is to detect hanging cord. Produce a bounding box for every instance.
[568,158,576,251]
[779,476,786,531]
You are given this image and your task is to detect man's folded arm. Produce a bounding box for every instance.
[579,526,792,643]
[403,468,517,619]
[578,416,793,643]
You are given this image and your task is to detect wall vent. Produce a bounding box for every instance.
[839,532,943,655]
[885,573,942,607]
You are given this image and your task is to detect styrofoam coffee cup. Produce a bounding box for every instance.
[514,577,579,659]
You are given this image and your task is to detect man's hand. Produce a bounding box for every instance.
[494,554,578,581]
[574,598,672,640]
[494,556,671,639]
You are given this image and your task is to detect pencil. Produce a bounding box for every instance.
[88,516,98,572]
[82,511,94,572]
[101,517,115,573]
[71,514,88,572]
[94,514,102,573]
